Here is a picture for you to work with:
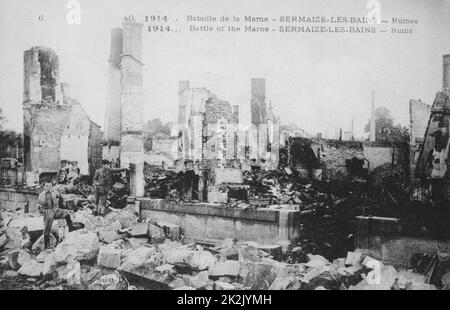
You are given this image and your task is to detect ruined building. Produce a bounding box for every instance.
[102,28,123,163]
[172,78,280,171]
[247,78,280,169]
[409,99,431,182]
[176,81,239,167]
[414,54,450,201]
[103,22,145,197]
[22,46,102,181]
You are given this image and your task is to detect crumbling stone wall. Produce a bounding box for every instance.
[88,121,103,177]
[311,140,365,181]
[363,141,409,183]
[22,46,103,177]
[409,100,431,181]
[23,105,71,173]
[23,47,60,105]
[60,101,91,174]
[177,83,239,164]
[415,91,450,179]
[296,139,409,182]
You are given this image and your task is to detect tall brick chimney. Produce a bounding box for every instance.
[109,28,123,68]
[122,22,143,63]
[443,54,450,92]
[120,21,144,197]
[104,29,123,145]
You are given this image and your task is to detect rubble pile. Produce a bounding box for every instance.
[0,216,435,290]
[144,170,184,201]
[244,167,376,258]
[0,209,443,290]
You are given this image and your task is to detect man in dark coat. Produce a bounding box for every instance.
[93,160,129,216]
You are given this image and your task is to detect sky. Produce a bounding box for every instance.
[0,0,449,138]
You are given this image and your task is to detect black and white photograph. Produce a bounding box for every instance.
[0,0,449,296]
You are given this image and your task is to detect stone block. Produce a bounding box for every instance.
[117,207,139,229]
[42,251,57,276]
[187,270,210,289]
[157,222,181,241]
[97,246,122,269]
[131,222,149,237]
[18,260,43,277]
[119,246,155,272]
[173,286,196,290]
[54,230,100,263]
[3,227,22,250]
[148,223,165,243]
[17,249,32,266]
[57,260,81,286]
[214,280,236,290]
[209,260,241,277]
[98,230,122,244]
[345,251,363,266]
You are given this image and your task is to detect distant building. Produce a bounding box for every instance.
[172,78,280,170]
[175,81,239,167]
[247,78,280,169]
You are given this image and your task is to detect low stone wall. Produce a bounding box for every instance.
[355,216,450,265]
[138,198,300,245]
[0,187,39,212]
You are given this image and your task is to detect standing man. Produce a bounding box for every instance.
[38,182,75,250]
[93,160,129,216]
